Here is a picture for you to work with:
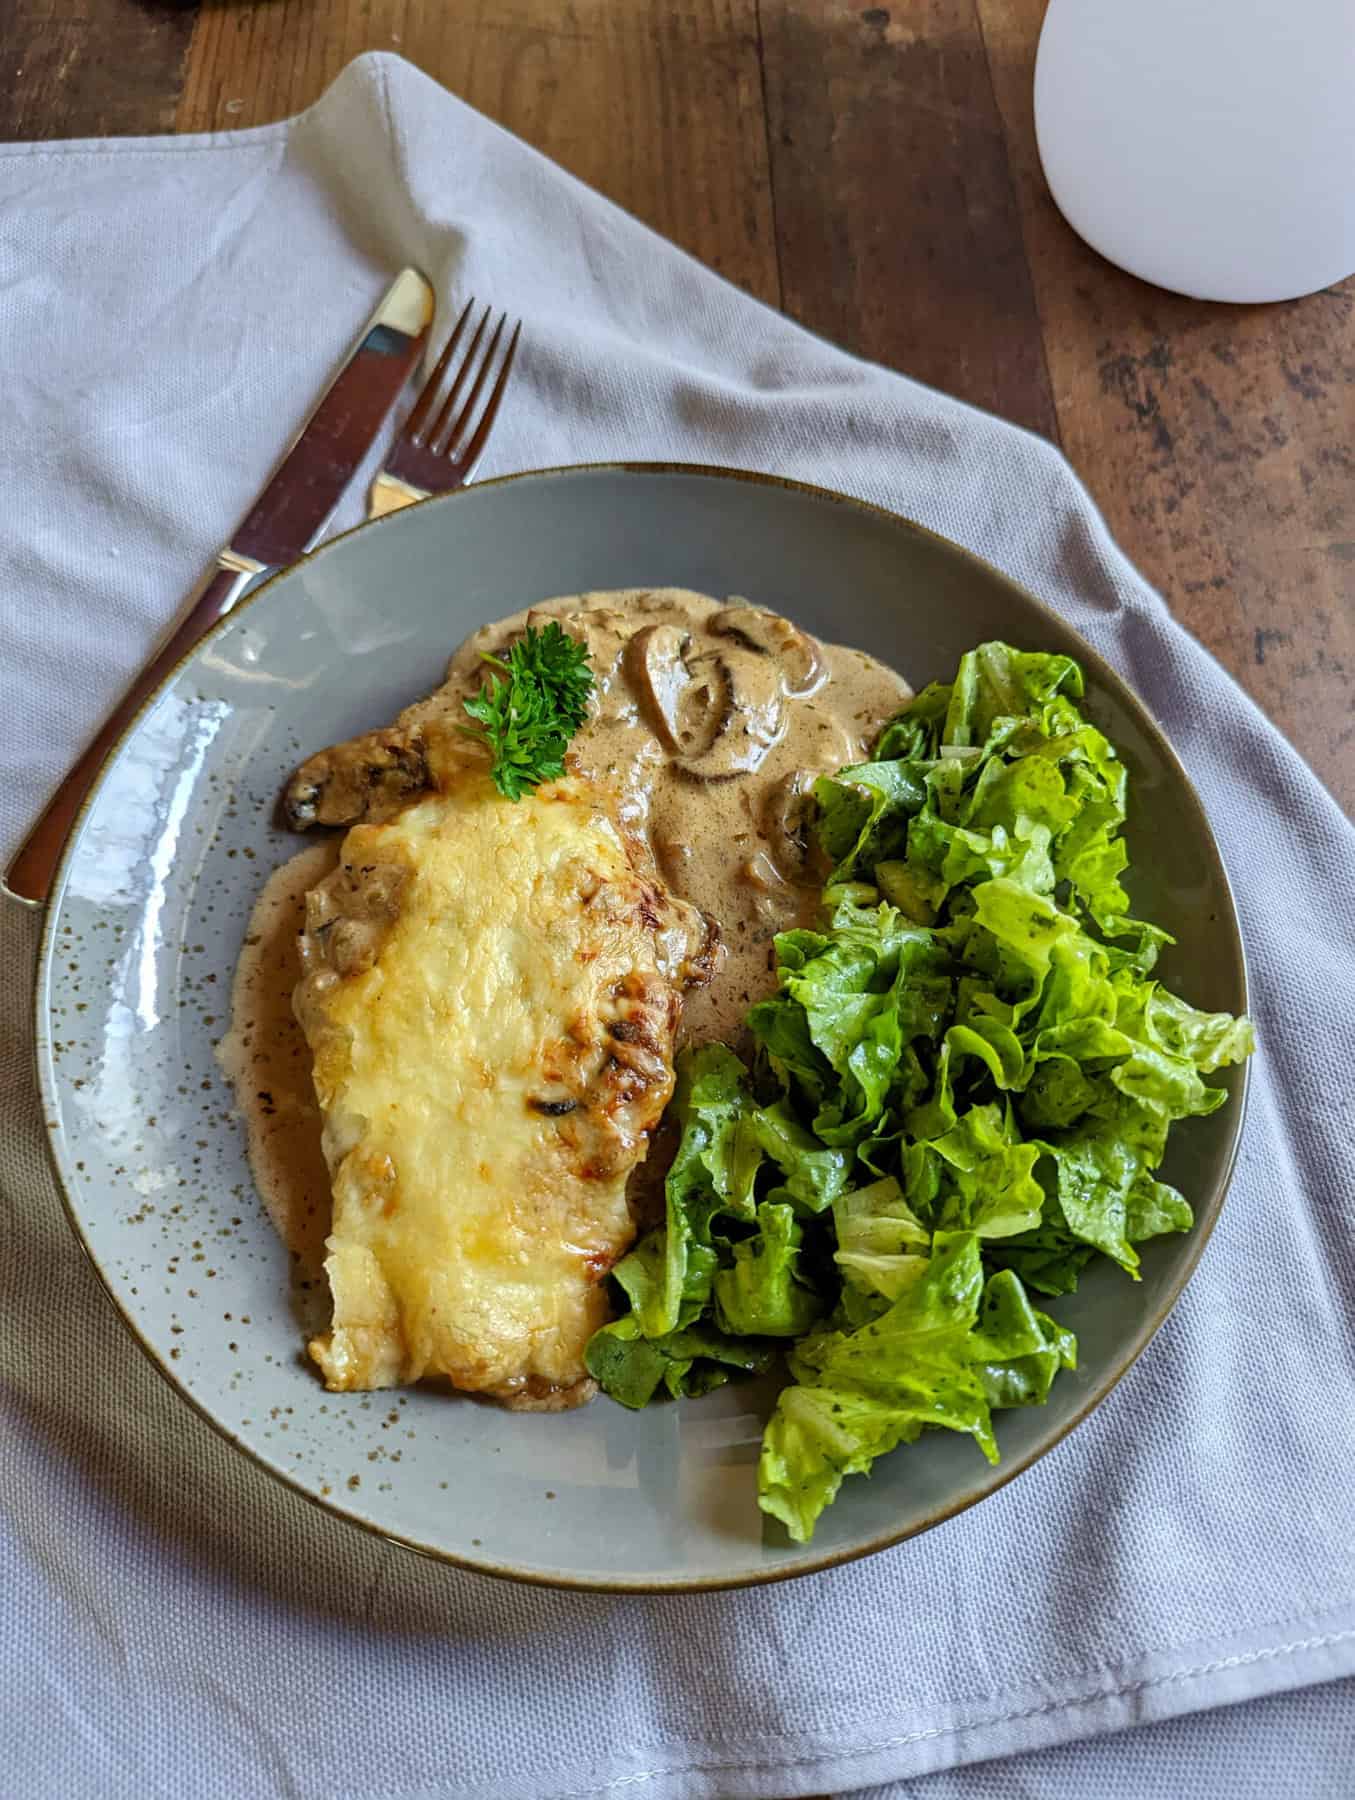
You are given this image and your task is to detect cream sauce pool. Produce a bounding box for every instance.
[222,590,911,1239]
[218,842,338,1264]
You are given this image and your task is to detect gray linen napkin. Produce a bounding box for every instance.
[1,52,1352,1800]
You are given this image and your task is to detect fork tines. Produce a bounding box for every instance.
[401,299,521,465]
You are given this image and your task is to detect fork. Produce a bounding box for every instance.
[369,299,522,518]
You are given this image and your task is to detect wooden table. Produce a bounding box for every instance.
[5,0,1350,816]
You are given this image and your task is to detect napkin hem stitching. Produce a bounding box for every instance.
[508,1622,1355,1800]
[0,135,289,163]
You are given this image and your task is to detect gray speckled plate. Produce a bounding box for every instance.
[37,465,1247,1591]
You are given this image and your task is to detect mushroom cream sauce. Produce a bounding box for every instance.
[220,590,911,1259]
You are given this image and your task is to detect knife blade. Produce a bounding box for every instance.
[229,267,434,567]
[4,267,434,908]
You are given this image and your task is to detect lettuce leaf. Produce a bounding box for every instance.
[585,639,1253,1543]
[941,641,1084,746]
[969,1267,1078,1409]
[610,1044,755,1338]
[760,1233,1076,1541]
[750,898,952,1151]
[714,1202,824,1337]
[759,1233,994,1539]
[585,1314,775,1409]
[813,761,927,882]
[832,1176,931,1302]
[929,1103,1045,1239]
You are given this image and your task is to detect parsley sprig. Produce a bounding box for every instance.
[460,621,594,801]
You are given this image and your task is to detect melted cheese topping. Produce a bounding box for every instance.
[297,773,696,1407]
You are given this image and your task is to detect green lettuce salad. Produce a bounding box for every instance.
[585,642,1254,1541]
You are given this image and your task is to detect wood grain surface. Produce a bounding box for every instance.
[4,0,1350,819]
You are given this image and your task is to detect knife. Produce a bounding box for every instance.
[4,268,434,908]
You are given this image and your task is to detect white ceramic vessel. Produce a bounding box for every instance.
[1035,0,1355,302]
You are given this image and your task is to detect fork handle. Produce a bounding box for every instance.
[3,561,260,909]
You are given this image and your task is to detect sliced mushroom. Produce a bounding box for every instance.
[625,624,694,754]
[673,647,784,780]
[627,624,762,772]
[282,729,429,831]
[710,605,825,698]
[759,768,826,887]
[529,1095,580,1117]
[299,855,410,980]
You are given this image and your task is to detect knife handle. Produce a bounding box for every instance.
[3,561,260,909]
